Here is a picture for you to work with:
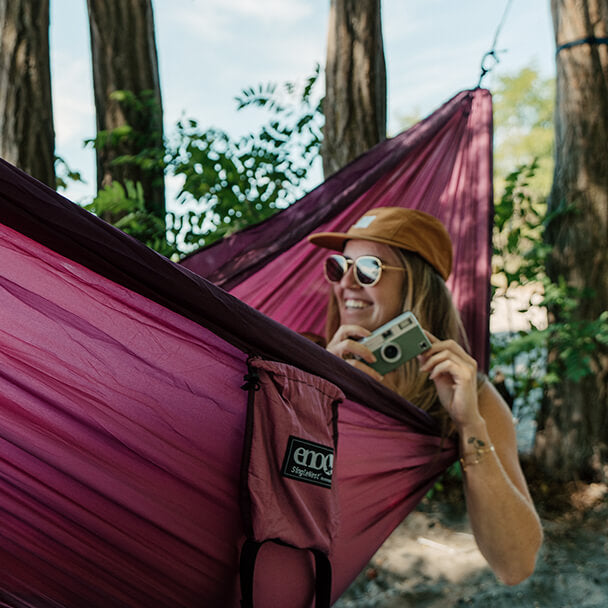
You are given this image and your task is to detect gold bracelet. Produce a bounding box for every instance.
[459,444,495,471]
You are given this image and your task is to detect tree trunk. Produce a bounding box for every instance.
[0,0,55,188]
[87,0,165,219]
[323,0,386,177]
[535,0,608,481]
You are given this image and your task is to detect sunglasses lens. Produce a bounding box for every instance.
[325,255,347,282]
[355,256,382,285]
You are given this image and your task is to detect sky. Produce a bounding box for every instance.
[49,0,556,204]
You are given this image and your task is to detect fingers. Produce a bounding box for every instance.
[328,337,375,364]
[424,330,439,344]
[420,333,477,367]
[418,335,477,381]
[419,334,480,425]
[327,324,375,362]
[420,346,476,372]
[327,324,383,382]
[423,356,475,383]
[328,324,371,346]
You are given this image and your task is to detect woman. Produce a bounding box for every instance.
[308,206,542,585]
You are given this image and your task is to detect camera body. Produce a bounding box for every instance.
[360,311,431,375]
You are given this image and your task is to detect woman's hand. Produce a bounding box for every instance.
[327,325,384,382]
[418,332,480,429]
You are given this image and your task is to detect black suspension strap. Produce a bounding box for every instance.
[477,0,514,87]
[239,364,261,536]
[556,36,608,55]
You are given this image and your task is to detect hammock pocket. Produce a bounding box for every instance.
[239,358,343,607]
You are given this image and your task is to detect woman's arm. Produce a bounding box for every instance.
[458,381,543,584]
[419,335,543,585]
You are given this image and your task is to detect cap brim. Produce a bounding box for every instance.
[307,232,350,251]
[308,232,408,254]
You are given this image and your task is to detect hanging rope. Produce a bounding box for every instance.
[477,0,514,87]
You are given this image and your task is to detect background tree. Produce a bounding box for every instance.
[0,0,55,188]
[86,0,165,221]
[536,0,608,481]
[323,0,386,176]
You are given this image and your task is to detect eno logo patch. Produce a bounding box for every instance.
[281,436,334,489]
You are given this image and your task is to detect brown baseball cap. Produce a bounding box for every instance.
[308,207,453,280]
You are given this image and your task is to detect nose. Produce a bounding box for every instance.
[340,261,359,288]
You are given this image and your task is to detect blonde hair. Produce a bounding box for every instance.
[325,248,469,428]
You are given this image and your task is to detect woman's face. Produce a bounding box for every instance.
[333,240,405,332]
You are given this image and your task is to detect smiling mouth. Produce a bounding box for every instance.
[344,299,371,310]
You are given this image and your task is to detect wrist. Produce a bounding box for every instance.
[459,442,495,471]
[457,418,496,471]
[455,415,487,440]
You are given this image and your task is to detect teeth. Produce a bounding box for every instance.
[345,299,369,309]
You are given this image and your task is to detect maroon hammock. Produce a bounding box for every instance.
[0,88,492,607]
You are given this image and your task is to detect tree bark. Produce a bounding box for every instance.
[0,0,55,188]
[87,0,165,219]
[323,0,386,177]
[535,0,608,481]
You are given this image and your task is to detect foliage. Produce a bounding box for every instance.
[167,64,322,249]
[85,90,166,178]
[425,461,463,500]
[54,155,84,191]
[490,162,608,418]
[82,89,170,252]
[488,66,554,420]
[82,67,323,254]
[492,65,555,198]
[84,180,176,258]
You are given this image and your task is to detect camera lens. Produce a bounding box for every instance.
[381,342,401,362]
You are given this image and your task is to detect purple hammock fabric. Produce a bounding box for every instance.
[0,87,491,607]
[181,88,493,372]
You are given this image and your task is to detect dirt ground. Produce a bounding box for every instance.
[335,477,608,608]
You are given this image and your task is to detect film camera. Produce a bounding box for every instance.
[360,311,431,375]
